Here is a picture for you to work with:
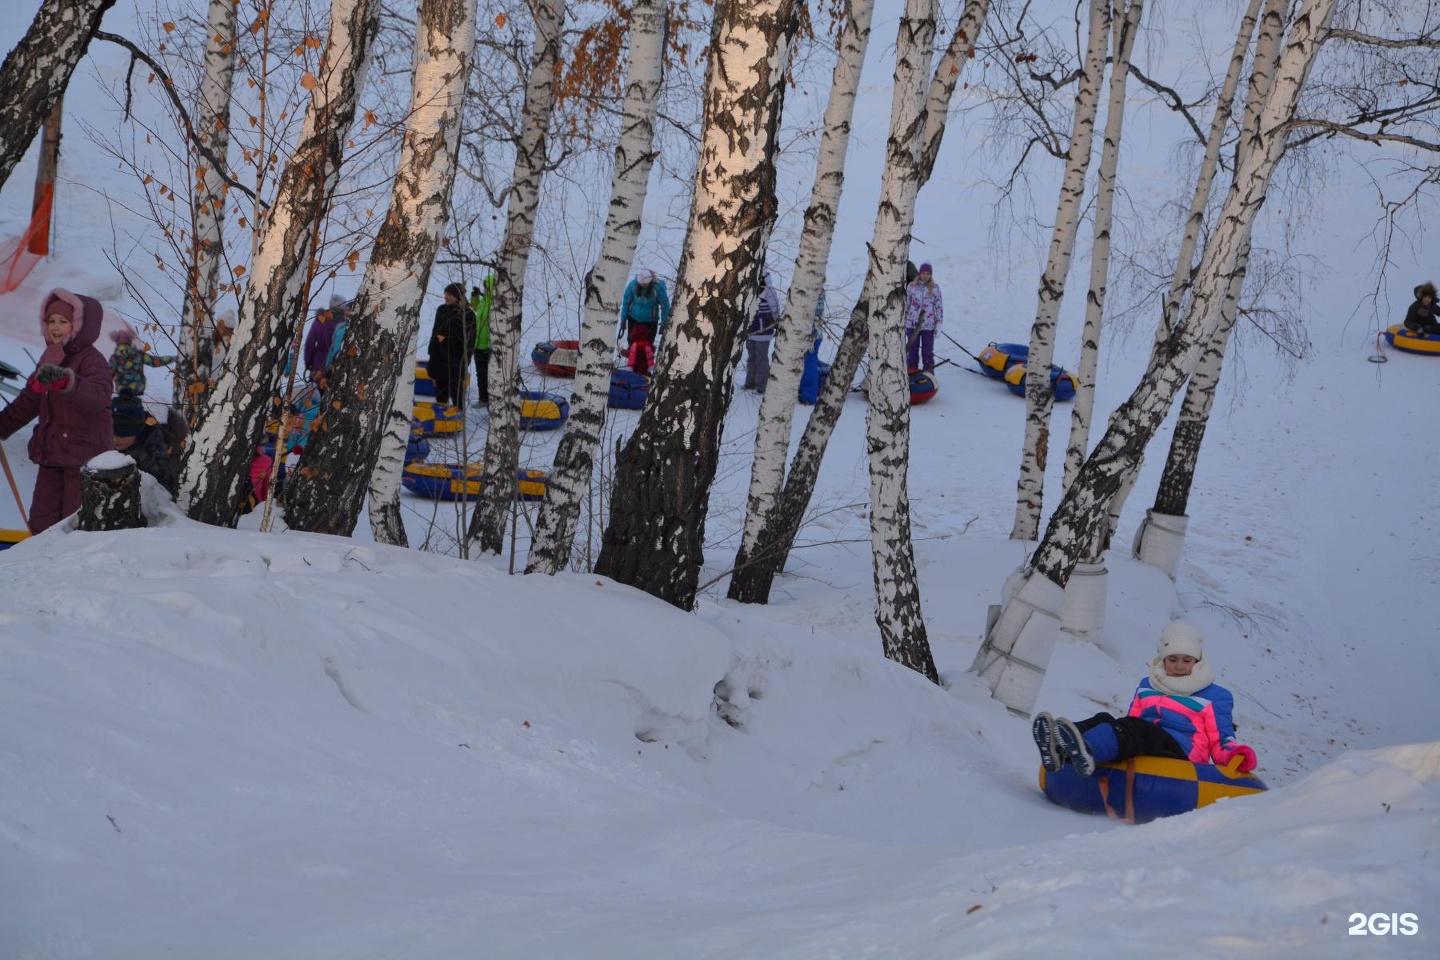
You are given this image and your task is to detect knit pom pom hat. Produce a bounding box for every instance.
[1157,620,1205,660]
[109,326,136,346]
[919,262,934,275]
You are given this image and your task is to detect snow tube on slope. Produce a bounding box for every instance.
[413,359,469,397]
[1004,361,1078,402]
[909,369,938,405]
[402,463,549,502]
[608,369,649,410]
[1040,754,1267,824]
[412,400,465,435]
[976,342,1028,379]
[531,340,580,377]
[0,528,29,551]
[1383,324,1440,356]
[518,390,569,431]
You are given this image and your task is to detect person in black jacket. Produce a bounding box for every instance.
[1403,282,1438,336]
[428,282,474,409]
[111,395,178,496]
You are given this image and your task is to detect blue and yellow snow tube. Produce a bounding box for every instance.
[518,390,569,431]
[0,528,30,551]
[1383,324,1440,356]
[608,369,650,410]
[977,342,1028,379]
[1040,755,1266,824]
[414,360,469,397]
[412,400,465,435]
[401,463,549,502]
[1004,361,1078,402]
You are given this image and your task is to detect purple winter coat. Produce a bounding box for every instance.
[0,289,115,467]
[303,311,341,378]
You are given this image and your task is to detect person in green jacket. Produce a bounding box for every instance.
[469,274,495,403]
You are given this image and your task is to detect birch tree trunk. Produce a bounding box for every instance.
[282,0,475,537]
[592,0,802,610]
[1139,0,1287,537]
[1011,0,1111,542]
[728,0,991,605]
[177,0,380,526]
[728,0,875,601]
[527,0,667,576]
[973,0,1337,715]
[864,0,939,683]
[176,0,239,421]
[467,0,567,556]
[368,323,422,545]
[1062,0,1142,499]
[1104,0,1270,544]
[0,0,114,192]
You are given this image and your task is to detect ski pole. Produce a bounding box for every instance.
[0,441,30,534]
[938,329,984,364]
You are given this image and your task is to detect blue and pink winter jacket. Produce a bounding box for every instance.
[1127,678,1238,764]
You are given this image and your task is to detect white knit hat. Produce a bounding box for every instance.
[636,268,654,285]
[1158,620,1204,660]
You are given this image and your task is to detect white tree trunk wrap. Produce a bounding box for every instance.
[735,0,874,572]
[1011,0,1112,542]
[865,0,938,682]
[971,573,1066,715]
[469,0,567,556]
[1103,0,1266,537]
[177,0,238,413]
[1059,558,1108,638]
[1132,508,1189,578]
[527,0,666,576]
[1062,0,1143,499]
[278,0,473,539]
[177,0,379,525]
[978,0,1336,713]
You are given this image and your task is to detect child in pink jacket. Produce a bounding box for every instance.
[0,289,115,532]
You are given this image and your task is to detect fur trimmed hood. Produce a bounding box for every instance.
[40,288,104,354]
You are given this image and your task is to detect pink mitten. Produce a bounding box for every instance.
[1216,744,1257,773]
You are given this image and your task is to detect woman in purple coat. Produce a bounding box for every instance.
[0,288,115,532]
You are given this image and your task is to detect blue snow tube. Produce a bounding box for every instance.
[608,369,650,410]
[1004,361,1078,402]
[518,390,569,430]
[1040,755,1267,824]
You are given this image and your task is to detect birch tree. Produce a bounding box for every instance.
[467,0,567,556]
[863,0,939,683]
[727,0,991,605]
[177,0,380,526]
[175,0,239,422]
[527,0,667,576]
[0,0,115,191]
[1011,0,1112,542]
[728,0,875,602]
[281,0,475,539]
[1102,0,1269,554]
[592,0,803,610]
[972,0,1338,716]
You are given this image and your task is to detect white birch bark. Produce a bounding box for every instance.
[1011,0,1112,542]
[468,0,567,556]
[1105,0,1267,545]
[975,0,1338,714]
[176,0,238,418]
[0,0,114,191]
[283,0,475,540]
[727,0,990,605]
[1062,0,1143,498]
[865,0,938,683]
[592,1,802,609]
[369,325,421,544]
[730,0,875,595]
[527,0,667,575]
[177,0,379,526]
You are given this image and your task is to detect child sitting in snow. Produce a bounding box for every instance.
[1032,620,1258,777]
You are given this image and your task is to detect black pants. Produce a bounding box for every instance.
[431,360,465,409]
[1077,712,1188,762]
[472,348,490,403]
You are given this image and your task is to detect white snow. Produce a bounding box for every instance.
[0,3,1435,958]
